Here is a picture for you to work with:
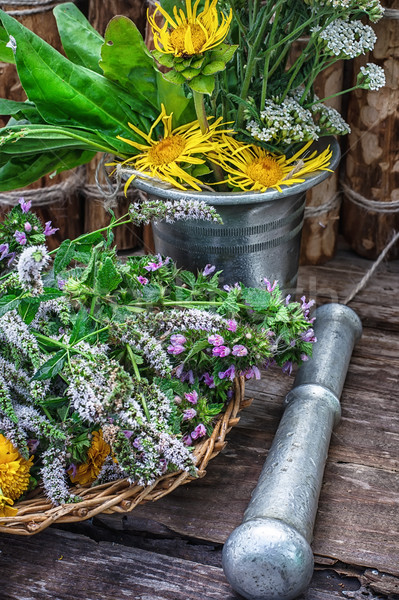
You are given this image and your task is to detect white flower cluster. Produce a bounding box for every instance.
[66,355,110,422]
[30,298,71,332]
[312,19,376,58]
[0,415,28,454]
[246,97,320,145]
[41,445,77,505]
[312,103,351,135]
[304,0,384,22]
[0,310,41,368]
[358,63,386,91]
[14,404,65,442]
[17,245,50,295]
[121,328,173,377]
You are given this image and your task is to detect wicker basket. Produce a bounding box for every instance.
[0,377,250,536]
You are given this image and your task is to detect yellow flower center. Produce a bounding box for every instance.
[246,156,284,187]
[169,24,207,55]
[148,135,186,165]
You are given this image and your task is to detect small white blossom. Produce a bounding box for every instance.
[246,96,320,146]
[17,245,51,295]
[358,63,386,90]
[312,19,376,58]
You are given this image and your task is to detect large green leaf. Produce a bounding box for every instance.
[53,2,104,74]
[0,98,44,123]
[0,25,14,63]
[156,71,195,126]
[99,16,159,111]
[0,148,95,192]
[0,10,156,144]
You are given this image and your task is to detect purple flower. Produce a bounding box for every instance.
[144,260,162,272]
[232,344,248,357]
[19,197,31,213]
[184,390,198,405]
[159,458,168,473]
[123,430,134,439]
[137,275,149,285]
[170,334,186,346]
[264,278,278,293]
[285,294,291,305]
[27,438,39,454]
[14,230,27,245]
[174,395,182,404]
[203,263,216,276]
[227,319,237,332]
[57,278,66,290]
[208,334,224,346]
[191,424,206,440]
[7,252,16,267]
[301,328,317,343]
[68,463,77,478]
[133,438,143,450]
[282,361,293,375]
[301,296,315,311]
[182,433,193,446]
[212,345,231,357]
[202,372,215,388]
[24,222,32,232]
[218,365,236,381]
[224,282,241,292]
[167,344,185,355]
[182,408,197,421]
[0,243,9,261]
[181,369,195,385]
[241,366,261,380]
[300,354,309,362]
[44,221,59,236]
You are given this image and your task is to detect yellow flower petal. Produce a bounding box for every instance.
[149,0,232,57]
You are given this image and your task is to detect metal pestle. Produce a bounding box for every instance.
[222,303,362,600]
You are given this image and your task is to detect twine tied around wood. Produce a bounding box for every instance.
[1,0,76,16]
[341,180,399,214]
[0,168,85,207]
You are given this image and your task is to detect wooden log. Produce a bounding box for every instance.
[341,1,399,260]
[299,62,344,265]
[83,156,142,250]
[88,0,146,36]
[83,0,147,250]
[0,1,85,245]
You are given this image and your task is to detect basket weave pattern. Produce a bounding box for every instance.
[0,377,250,536]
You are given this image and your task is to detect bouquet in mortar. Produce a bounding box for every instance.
[0,200,316,517]
[0,0,385,194]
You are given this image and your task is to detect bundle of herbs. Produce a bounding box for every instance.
[0,199,316,516]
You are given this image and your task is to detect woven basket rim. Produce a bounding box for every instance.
[0,377,251,536]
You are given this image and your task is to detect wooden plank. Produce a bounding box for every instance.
[0,528,238,600]
[314,462,399,575]
[0,525,389,600]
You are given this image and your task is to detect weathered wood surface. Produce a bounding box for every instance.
[0,241,398,599]
[342,0,399,260]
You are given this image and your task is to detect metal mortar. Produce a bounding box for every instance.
[222,303,362,600]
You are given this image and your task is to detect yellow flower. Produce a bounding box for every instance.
[113,104,233,193]
[68,431,110,486]
[148,0,232,57]
[210,137,333,193]
[0,434,33,506]
[0,493,18,518]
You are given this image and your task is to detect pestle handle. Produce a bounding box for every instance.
[222,303,362,600]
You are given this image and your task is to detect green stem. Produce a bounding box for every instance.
[193,90,209,134]
[307,86,359,107]
[127,344,141,381]
[260,4,282,108]
[48,215,131,256]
